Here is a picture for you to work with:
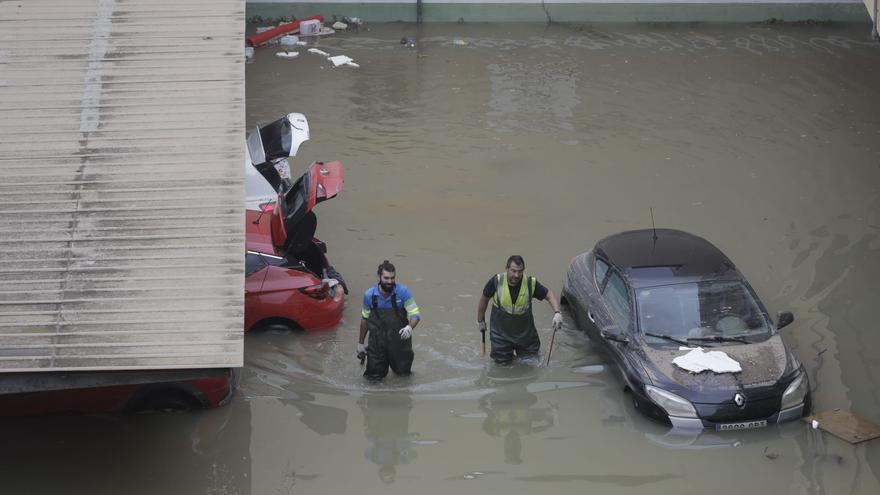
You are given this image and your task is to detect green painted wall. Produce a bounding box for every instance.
[246,2,870,23]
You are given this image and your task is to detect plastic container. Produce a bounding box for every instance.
[280,35,299,46]
[300,19,320,36]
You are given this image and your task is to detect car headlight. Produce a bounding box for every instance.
[780,371,809,410]
[645,385,698,418]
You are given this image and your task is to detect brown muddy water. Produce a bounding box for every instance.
[3,22,880,495]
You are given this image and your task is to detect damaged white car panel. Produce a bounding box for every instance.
[245,113,310,209]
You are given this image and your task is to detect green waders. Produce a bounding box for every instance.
[490,279,540,364]
[364,294,414,380]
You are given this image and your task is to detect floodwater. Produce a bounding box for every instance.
[4,22,880,494]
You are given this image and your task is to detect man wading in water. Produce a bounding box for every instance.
[358,260,421,380]
[477,255,563,364]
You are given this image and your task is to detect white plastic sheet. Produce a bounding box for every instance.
[673,347,742,374]
[328,55,359,68]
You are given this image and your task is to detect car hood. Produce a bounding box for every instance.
[640,334,790,402]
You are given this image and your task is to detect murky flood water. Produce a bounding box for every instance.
[4,22,880,494]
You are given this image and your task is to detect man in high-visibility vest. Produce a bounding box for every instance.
[477,255,563,364]
[358,260,421,380]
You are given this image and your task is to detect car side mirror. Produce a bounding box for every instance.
[600,325,629,344]
[776,311,794,330]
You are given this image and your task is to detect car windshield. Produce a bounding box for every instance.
[637,280,770,344]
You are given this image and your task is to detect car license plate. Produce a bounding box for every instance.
[716,420,768,431]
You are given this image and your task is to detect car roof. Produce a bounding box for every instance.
[595,229,738,288]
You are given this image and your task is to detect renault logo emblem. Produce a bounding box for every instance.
[734,393,746,407]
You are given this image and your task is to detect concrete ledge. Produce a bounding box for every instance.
[246,2,870,23]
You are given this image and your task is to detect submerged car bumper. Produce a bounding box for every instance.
[295,284,345,330]
[669,400,807,430]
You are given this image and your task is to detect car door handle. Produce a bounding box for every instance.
[587,311,596,323]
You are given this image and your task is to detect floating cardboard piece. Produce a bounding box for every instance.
[804,410,880,444]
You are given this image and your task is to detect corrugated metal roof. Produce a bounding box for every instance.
[0,0,245,371]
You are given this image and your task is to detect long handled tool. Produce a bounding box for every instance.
[480,329,486,356]
[544,326,558,367]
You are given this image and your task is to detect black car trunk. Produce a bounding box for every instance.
[287,237,328,279]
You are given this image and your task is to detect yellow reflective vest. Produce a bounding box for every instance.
[491,273,536,315]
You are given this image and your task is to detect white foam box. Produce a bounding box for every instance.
[299,19,320,35]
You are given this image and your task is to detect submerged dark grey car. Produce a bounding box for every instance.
[562,229,810,431]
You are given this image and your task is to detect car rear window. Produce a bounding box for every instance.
[245,253,266,276]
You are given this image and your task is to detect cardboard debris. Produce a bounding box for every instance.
[804,410,880,444]
[673,347,742,374]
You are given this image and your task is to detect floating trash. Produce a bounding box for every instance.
[329,55,359,68]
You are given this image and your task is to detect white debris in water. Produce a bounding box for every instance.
[279,35,299,46]
[455,412,488,419]
[571,364,605,375]
[812,420,820,429]
[308,48,330,57]
[673,347,742,373]
[328,55,359,68]
[275,51,299,59]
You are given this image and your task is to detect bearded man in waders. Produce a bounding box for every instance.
[477,255,563,364]
[358,260,421,380]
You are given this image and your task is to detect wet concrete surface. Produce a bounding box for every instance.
[3,22,880,494]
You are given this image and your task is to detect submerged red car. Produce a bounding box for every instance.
[244,113,347,332]
[0,368,238,416]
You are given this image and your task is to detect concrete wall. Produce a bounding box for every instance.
[246,0,871,23]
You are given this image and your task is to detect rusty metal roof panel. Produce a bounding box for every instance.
[0,0,245,371]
